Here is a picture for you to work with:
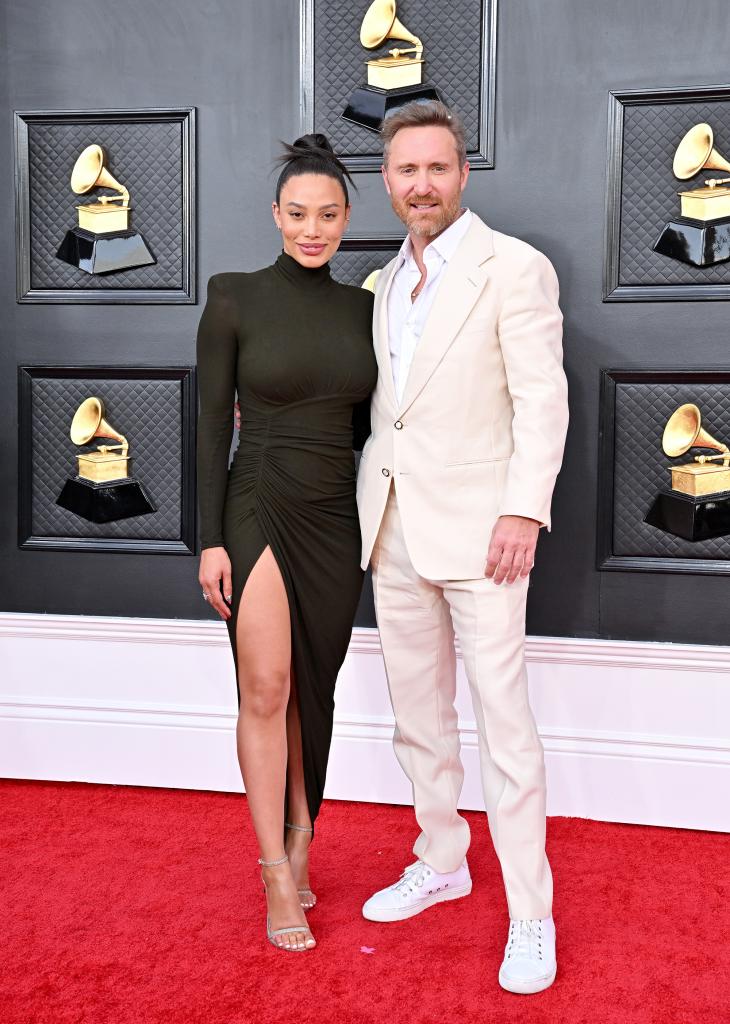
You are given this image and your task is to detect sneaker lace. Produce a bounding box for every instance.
[506,919,543,961]
[394,860,429,896]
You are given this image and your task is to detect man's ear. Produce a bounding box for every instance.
[381,164,392,196]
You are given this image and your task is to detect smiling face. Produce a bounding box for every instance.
[382,125,469,239]
[272,173,351,267]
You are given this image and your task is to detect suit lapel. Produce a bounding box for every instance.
[373,255,401,410]
[399,217,495,415]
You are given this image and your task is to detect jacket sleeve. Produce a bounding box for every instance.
[196,275,238,549]
[495,249,568,530]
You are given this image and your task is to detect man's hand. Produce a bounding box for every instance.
[485,515,540,585]
[199,546,233,621]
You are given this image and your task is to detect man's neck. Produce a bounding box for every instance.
[407,208,467,270]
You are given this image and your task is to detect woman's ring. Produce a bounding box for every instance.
[202,591,209,601]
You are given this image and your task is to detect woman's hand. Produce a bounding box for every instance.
[199,546,233,621]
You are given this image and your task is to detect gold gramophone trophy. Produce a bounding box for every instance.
[56,144,156,274]
[342,0,440,132]
[55,397,156,523]
[653,123,730,267]
[644,403,730,541]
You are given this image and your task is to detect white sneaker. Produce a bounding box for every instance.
[498,916,557,994]
[362,859,472,922]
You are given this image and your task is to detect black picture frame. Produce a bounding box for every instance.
[604,84,730,302]
[18,365,197,554]
[14,107,196,304]
[597,368,730,575]
[331,234,403,286]
[300,0,498,171]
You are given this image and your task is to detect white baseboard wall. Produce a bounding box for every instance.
[1,612,729,832]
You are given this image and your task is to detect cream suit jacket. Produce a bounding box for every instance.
[356,214,569,580]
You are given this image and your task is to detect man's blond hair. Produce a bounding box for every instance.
[381,100,467,168]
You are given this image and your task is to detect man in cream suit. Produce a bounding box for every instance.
[357,101,569,994]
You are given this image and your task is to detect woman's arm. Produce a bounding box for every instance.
[196,274,237,620]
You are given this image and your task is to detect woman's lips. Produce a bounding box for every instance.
[298,243,326,255]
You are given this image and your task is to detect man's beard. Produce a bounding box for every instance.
[392,192,462,237]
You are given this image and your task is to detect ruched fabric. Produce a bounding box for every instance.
[196,254,377,825]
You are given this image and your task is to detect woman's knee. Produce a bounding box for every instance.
[239,668,290,719]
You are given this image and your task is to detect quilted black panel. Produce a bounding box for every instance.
[619,100,730,287]
[30,377,184,540]
[613,381,730,558]
[28,119,183,290]
[313,0,485,158]
[331,246,400,286]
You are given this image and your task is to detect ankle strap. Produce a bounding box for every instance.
[258,854,289,867]
[285,822,313,833]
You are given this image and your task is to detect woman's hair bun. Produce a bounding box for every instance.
[292,133,334,155]
[281,133,337,165]
[274,132,356,204]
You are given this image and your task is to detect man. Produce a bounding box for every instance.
[356,101,569,994]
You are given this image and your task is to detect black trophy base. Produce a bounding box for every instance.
[342,84,442,133]
[56,227,156,275]
[652,216,730,267]
[56,477,156,524]
[644,488,730,541]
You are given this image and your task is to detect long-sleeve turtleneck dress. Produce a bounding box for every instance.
[196,251,377,826]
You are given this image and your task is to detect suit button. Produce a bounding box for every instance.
[394,420,403,430]
[381,468,390,477]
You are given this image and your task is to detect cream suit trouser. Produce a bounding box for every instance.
[371,490,553,920]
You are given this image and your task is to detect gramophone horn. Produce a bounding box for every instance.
[360,0,420,49]
[70,144,129,203]
[672,123,730,180]
[662,403,729,458]
[70,396,128,451]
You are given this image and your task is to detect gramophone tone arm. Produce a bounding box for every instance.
[96,435,129,457]
[98,190,130,208]
[388,40,423,58]
[696,447,730,466]
[706,177,730,189]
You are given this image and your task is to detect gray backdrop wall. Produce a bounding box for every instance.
[2,0,728,644]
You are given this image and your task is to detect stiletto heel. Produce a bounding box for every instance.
[259,854,316,952]
[285,822,317,910]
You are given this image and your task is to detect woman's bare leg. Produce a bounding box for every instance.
[235,545,314,950]
[284,680,314,900]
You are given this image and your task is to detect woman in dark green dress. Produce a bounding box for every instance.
[196,135,377,952]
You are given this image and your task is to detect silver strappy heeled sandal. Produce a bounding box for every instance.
[285,822,317,910]
[259,853,316,952]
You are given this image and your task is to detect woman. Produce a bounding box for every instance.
[196,135,377,952]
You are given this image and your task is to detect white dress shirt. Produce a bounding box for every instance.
[388,209,473,405]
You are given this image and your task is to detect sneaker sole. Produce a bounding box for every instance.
[362,881,472,922]
[498,965,557,995]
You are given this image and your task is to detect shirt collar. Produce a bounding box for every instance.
[396,208,472,270]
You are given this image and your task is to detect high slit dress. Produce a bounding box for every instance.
[196,252,377,827]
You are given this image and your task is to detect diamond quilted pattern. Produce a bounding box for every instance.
[30,376,185,541]
[619,100,730,287]
[312,0,485,158]
[28,119,183,290]
[612,381,730,558]
[331,246,400,285]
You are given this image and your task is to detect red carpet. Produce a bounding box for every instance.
[1,779,728,1023]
